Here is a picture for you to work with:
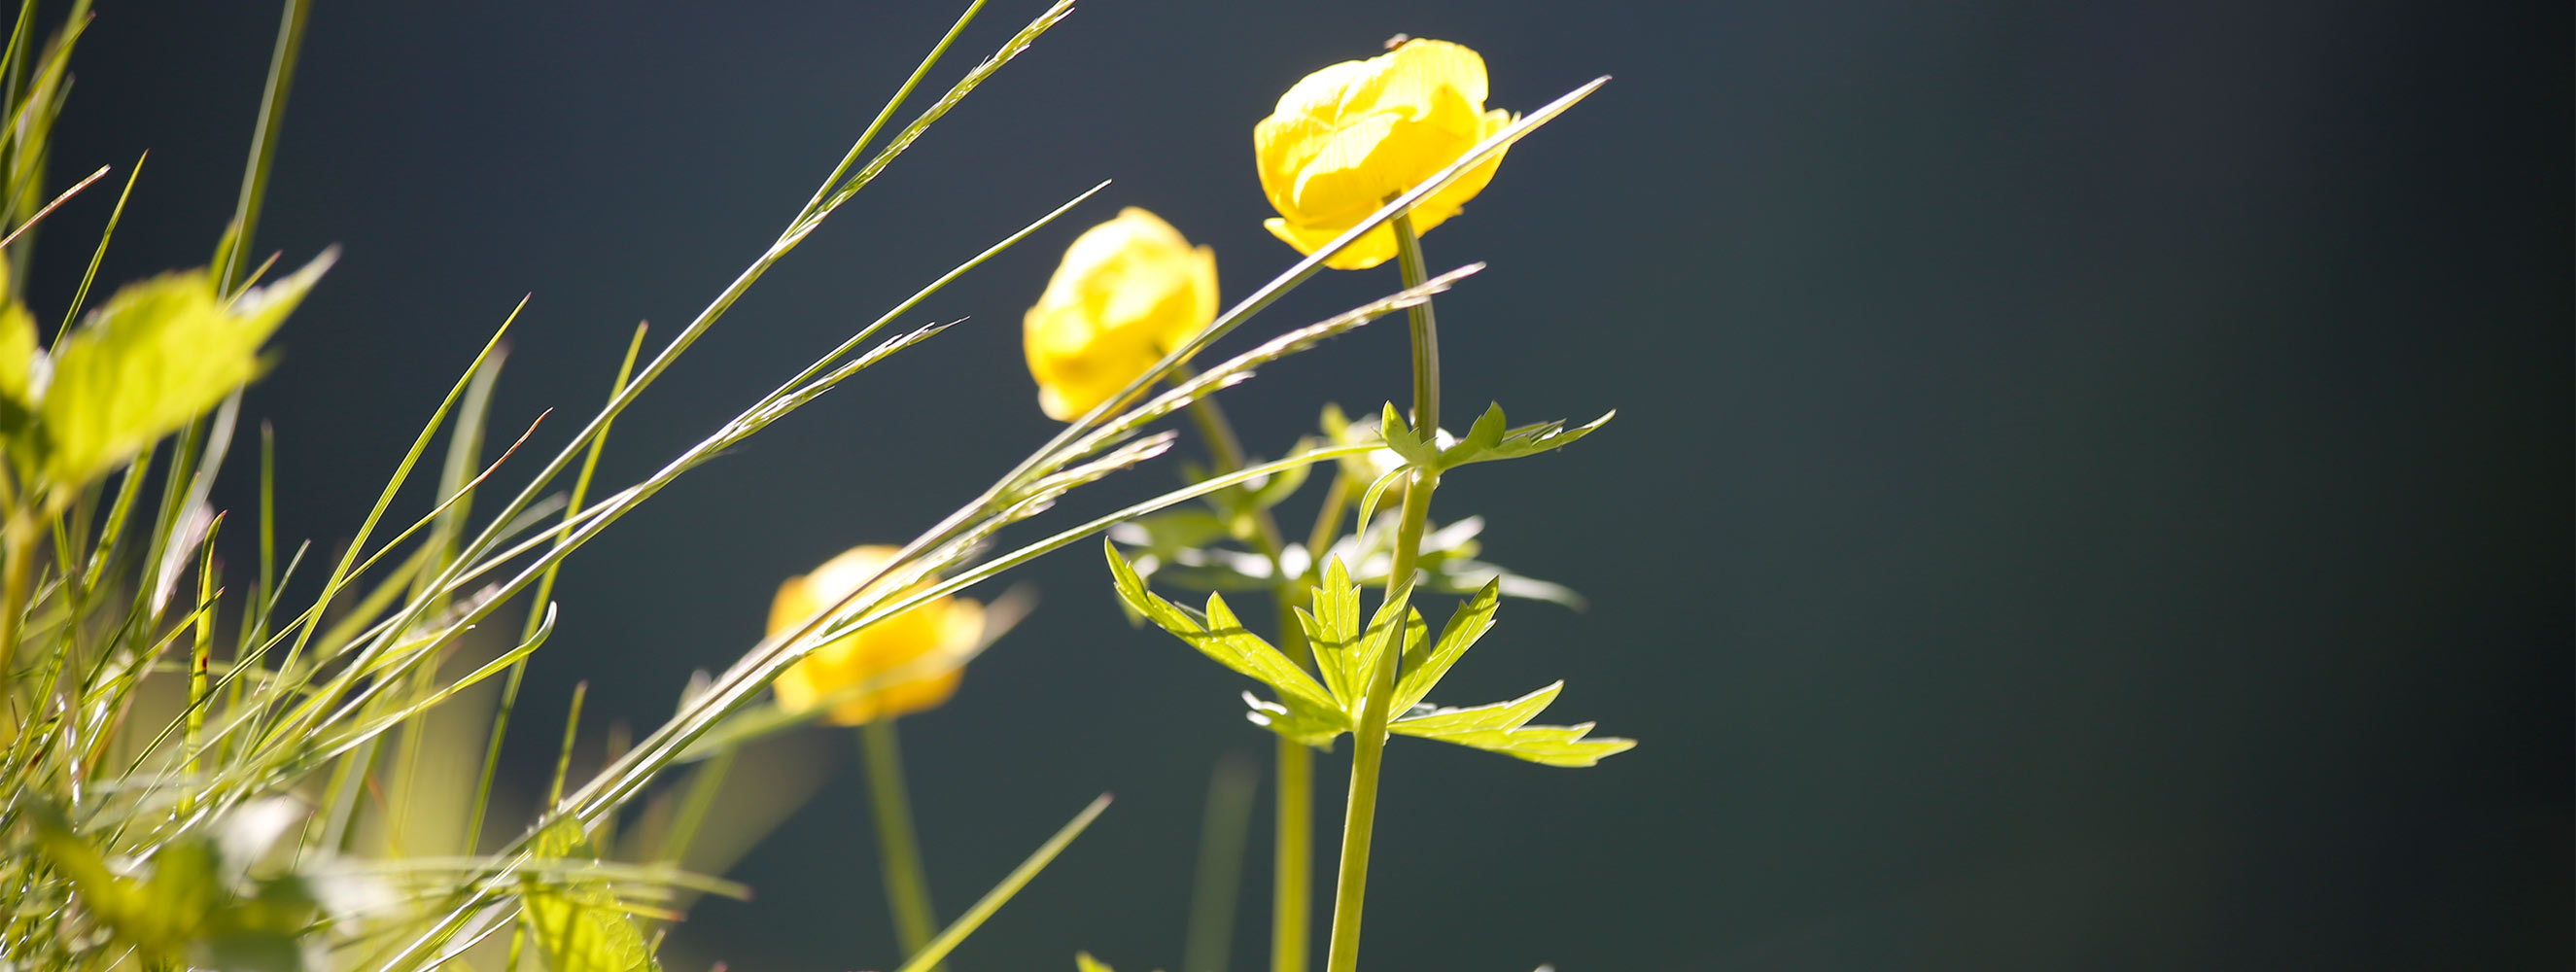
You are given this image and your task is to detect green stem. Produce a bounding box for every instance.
[1391,210,1440,434]
[861,717,942,970]
[1321,208,1445,972]
[1271,733,1312,972]
[1178,394,1316,972]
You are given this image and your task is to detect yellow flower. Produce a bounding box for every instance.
[1023,207,1219,421]
[1254,39,1513,270]
[770,544,984,725]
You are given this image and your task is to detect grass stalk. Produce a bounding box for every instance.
[218,0,309,294]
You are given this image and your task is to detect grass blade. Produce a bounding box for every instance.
[893,794,1112,972]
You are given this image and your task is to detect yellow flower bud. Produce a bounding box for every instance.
[769,545,984,725]
[1253,39,1514,270]
[1023,207,1219,421]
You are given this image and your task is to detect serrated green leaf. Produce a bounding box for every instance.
[1295,557,1362,703]
[1439,401,1508,466]
[38,250,333,490]
[522,819,662,972]
[1391,680,1636,768]
[1342,600,1425,714]
[1105,539,1336,715]
[1376,400,1439,468]
[1392,579,1499,713]
[1442,409,1615,470]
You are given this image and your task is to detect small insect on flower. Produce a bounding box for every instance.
[1023,207,1219,421]
[1253,38,1514,270]
[770,545,985,725]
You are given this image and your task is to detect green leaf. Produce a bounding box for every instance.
[28,803,218,958]
[38,249,334,490]
[1293,557,1363,704]
[1441,409,1615,470]
[521,819,662,972]
[1342,599,1425,715]
[0,299,35,415]
[1390,681,1636,768]
[1242,690,1345,749]
[1391,579,1499,713]
[1443,401,1509,465]
[1351,465,1409,544]
[1105,539,1336,717]
[1375,400,1439,468]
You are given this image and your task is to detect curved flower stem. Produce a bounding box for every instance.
[862,717,943,971]
[1393,210,1440,434]
[1322,208,1445,972]
[1179,393,1317,972]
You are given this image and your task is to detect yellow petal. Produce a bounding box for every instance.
[1265,216,1399,271]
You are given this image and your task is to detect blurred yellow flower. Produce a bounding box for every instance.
[770,544,984,725]
[1023,207,1219,421]
[1254,38,1513,270]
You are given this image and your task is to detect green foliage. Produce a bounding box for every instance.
[1109,542,1632,766]
[32,251,332,493]
[26,799,329,972]
[521,821,664,972]
[1375,400,1616,476]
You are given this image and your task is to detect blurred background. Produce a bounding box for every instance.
[25,0,2570,968]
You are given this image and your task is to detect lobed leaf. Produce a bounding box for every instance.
[1105,539,1335,716]
[1390,681,1636,768]
[1391,579,1500,713]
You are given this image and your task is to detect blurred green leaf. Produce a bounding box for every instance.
[522,819,663,972]
[38,249,333,490]
[1389,680,1635,768]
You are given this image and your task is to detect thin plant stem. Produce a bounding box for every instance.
[1178,391,1314,972]
[1393,210,1441,434]
[1321,209,1445,972]
[861,717,942,970]
[1271,735,1313,972]
[1304,471,1353,579]
[1184,752,1258,972]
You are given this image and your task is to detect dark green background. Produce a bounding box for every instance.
[34,1,2572,968]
